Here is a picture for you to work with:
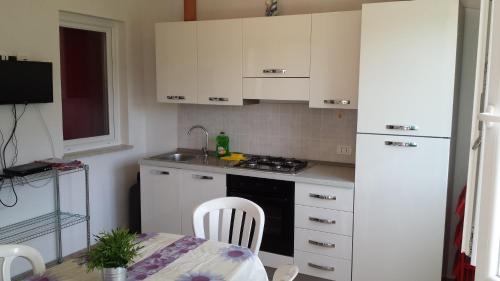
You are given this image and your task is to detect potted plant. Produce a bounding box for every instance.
[87,228,142,281]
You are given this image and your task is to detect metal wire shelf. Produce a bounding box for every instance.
[0,211,88,244]
[0,166,86,189]
[0,164,90,263]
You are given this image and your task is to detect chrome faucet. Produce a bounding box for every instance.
[187,125,209,157]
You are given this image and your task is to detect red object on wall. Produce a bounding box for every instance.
[184,0,197,21]
[59,26,110,141]
[453,186,476,281]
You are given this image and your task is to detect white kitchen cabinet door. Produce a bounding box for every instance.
[140,166,182,234]
[357,0,459,137]
[309,11,361,109]
[180,170,226,236]
[353,134,450,281]
[243,15,311,78]
[156,22,197,104]
[198,19,243,106]
[243,78,309,101]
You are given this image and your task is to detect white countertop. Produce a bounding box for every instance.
[139,152,355,188]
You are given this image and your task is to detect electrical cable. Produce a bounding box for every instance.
[0,126,5,170]
[0,104,27,207]
[0,178,18,208]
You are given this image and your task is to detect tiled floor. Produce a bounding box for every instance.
[265,267,328,281]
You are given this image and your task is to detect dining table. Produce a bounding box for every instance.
[26,233,269,281]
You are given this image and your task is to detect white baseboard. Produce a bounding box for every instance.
[259,251,294,268]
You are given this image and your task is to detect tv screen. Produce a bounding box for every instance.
[0,61,53,105]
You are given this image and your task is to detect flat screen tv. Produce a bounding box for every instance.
[0,61,53,105]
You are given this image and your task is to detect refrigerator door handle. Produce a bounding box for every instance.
[385,141,418,148]
[386,125,419,131]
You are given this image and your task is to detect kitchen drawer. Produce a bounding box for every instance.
[296,183,353,212]
[295,228,352,260]
[295,250,351,281]
[295,205,353,236]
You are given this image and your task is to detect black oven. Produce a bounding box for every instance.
[227,174,294,257]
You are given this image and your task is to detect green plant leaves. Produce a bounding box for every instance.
[86,228,143,271]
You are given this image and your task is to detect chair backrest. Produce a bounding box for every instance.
[272,265,299,281]
[0,245,45,281]
[193,197,265,254]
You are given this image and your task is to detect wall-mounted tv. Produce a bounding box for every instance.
[0,61,53,105]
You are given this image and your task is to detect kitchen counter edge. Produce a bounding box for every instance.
[139,158,355,188]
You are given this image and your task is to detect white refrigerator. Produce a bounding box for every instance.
[353,1,459,281]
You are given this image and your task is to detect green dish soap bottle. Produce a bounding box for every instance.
[216,132,230,157]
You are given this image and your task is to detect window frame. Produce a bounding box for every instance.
[59,12,121,153]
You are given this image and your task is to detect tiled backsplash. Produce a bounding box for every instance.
[178,103,357,163]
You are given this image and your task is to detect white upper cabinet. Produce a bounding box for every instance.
[197,19,243,106]
[243,15,312,78]
[156,22,197,104]
[310,11,361,109]
[357,1,459,137]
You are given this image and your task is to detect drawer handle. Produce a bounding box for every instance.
[386,125,418,131]
[166,96,186,100]
[209,97,229,102]
[307,262,335,272]
[308,240,336,248]
[324,99,350,105]
[151,170,170,175]
[309,193,336,200]
[385,141,418,148]
[192,175,214,180]
[263,68,287,74]
[309,217,336,224]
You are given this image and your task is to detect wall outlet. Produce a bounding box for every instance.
[336,145,352,155]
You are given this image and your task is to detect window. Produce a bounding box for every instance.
[59,12,120,153]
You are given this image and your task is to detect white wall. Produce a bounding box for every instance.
[0,0,181,275]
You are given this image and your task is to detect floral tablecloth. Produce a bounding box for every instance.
[30,233,269,281]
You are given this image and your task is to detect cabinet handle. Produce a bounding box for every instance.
[385,141,418,148]
[309,217,336,224]
[192,174,214,180]
[307,263,335,272]
[309,193,336,200]
[323,99,351,105]
[263,69,287,74]
[386,125,418,131]
[209,97,229,102]
[151,170,170,175]
[166,96,186,100]
[308,240,336,248]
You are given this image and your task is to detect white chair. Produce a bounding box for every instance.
[193,197,265,254]
[0,244,45,281]
[272,265,299,281]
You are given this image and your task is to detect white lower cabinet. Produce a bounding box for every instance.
[295,205,353,236]
[295,228,352,260]
[140,166,226,236]
[180,170,226,235]
[141,165,355,281]
[140,166,182,234]
[294,183,354,281]
[295,250,352,281]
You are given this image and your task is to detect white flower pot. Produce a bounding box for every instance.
[102,267,127,281]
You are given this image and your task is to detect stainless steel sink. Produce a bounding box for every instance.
[152,153,198,162]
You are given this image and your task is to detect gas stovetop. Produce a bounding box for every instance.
[234,155,308,174]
